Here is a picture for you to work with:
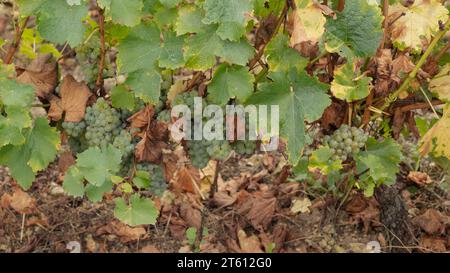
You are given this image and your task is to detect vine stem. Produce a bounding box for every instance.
[4,16,30,64]
[248,2,289,70]
[337,0,345,11]
[96,6,106,95]
[377,19,450,115]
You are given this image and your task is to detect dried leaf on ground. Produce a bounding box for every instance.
[172,165,200,194]
[140,244,161,253]
[58,150,76,173]
[237,230,264,253]
[419,236,447,252]
[413,209,445,235]
[348,197,380,233]
[96,221,147,243]
[237,192,276,230]
[9,189,36,214]
[17,54,57,98]
[179,202,201,229]
[48,75,92,122]
[407,171,433,186]
[135,121,169,163]
[291,198,312,214]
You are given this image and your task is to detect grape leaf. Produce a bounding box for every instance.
[101,0,144,27]
[389,0,448,52]
[356,138,402,186]
[266,33,308,72]
[331,61,372,102]
[85,181,113,202]
[184,25,253,70]
[202,0,253,41]
[63,166,85,197]
[125,70,161,104]
[0,118,60,189]
[36,0,88,47]
[0,79,35,108]
[175,5,203,35]
[207,64,255,105]
[246,70,331,164]
[429,64,450,103]
[76,145,122,187]
[133,171,151,189]
[159,0,181,9]
[111,85,135,111]
[27,118,60,172]
[420,105,450,159]
[325,0,383,57]
[308,146,343,175]
[118,23,162,104]
[117,23,161,73]
[159,31,185,69]
[114,194,158,226]
[290,2,327,45]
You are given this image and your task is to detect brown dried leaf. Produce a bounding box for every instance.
[58,150,76,173]
[419,236,447,252]
[48,75,92,122]
[17,54,57,98]
[128,105,154,133]
[407,171,433,186]
[135,121,169,163]
[413,209,445,235]
[238,194,276,230]
[10,189,36,214]
[96,221,147,243]
[237,230,264,253]
[0,193,12,209]
[179,202,201,229]
[173,165,200,194]
[140,244,161,253]
[391,53,415,84]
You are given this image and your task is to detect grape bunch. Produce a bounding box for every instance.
[62,121,86,138]
[188,140,232,168]
[232,140,257,156]
[84,98,123,148]
[136,163,167,196]
[173,91,198,110]
[112,130,135,160]
[323,125,368,161]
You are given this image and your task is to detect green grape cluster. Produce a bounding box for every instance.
[323,125,368,161]
[188,140,232,168]
[62,121,86,138]
[157,109,171,123]
[84,98,123,148]
[113,130,135,160]
[136,163,167,196]
[232,140,257,155]
[173,91,197,110]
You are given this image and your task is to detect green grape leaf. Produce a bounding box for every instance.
[125,69,161,104]
[17,0,46,15]
[63,166,85,197]
[159,0,181,8]
[429,64,450,103]
[27,118,60,172]
[246,70,331,164]
[266,33,308,72]
[308,146,343,175]
[86,180,113,202]
[0,107,31,147]
[114,194,158,226]
[207,64,254,105]
[331,61,372,102]
[202,0,253,41]
[215,38,254,66]
[325,0,383,57]
[0,79,35,108]
[0,144,34,189]
[76,145,122,187]
[184,25,253,70]
[117,23,161,73]
[175,5,203,35]
[111,85,135,111]
[356,138,402,186]
[184,25,222,70]
[37,0,88,47]
[159,31,185,69]
[153,6,178,27]
[101,0,144,27]
[133,171,151,189]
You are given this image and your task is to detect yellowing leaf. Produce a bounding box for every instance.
[331,61,372,102]
[290,2,326,45]
[389,0,449,52]
[420,105,450,159]
[429,64,450,103]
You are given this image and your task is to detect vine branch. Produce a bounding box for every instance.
[96,7,106,95]
[4,16,30,64]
